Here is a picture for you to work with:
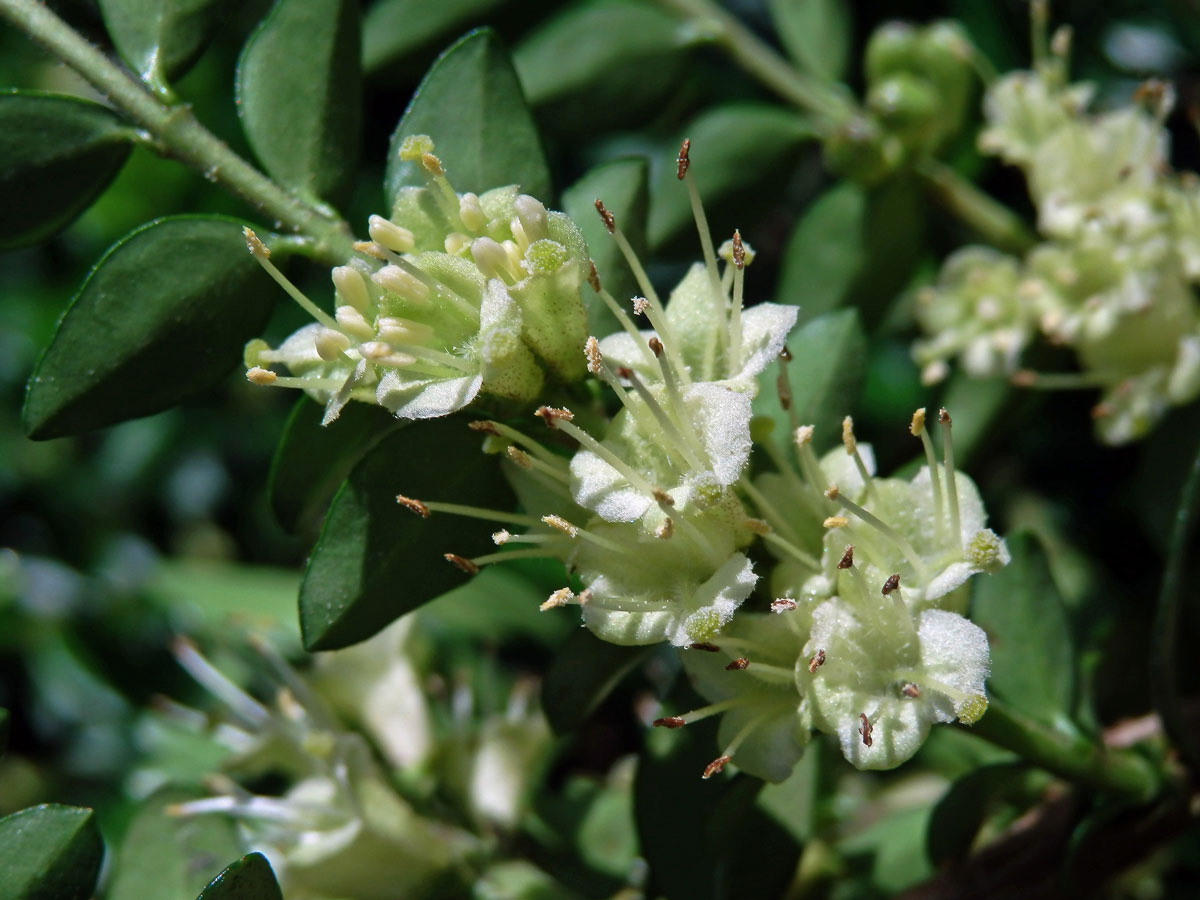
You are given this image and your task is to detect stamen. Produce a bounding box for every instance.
[397,496,541,527]
[540,409,659,496]
[246,367,277,385]
[690,642,721,652]
[419,151,464,225]
[859,712,873,747]
[772,598,798,613]
[776,349,802,433]
[172,637,270,729]
[704,707,783,779]
[540,587,575,611]
[725,657,749,670]
[703,756,732,779]
[728,230,745,375]
[244,228,339,331]
[470,420,562,468]
[676,140,728,361]
[444,553,480,574]
[541,515,627,554]
[591,281,656,367]
[825,487,933,585]
[332,266,370,312]
[939,409,962,549]
[613,364,705,469]
[838,545,855,569]
[808,649,826,673]
[841,416,874,498]
[368,215,415,254]
[910,408,944,540]
[656,517,674,539]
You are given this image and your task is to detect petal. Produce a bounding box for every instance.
[568,448,652,522]
[685,382,753,486]
[916,609,990,722]
[734,303,799,381]
[376,371,483,419]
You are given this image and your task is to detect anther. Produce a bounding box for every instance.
[444,553,479,574]
[536,406,574,427]
[731,230,745,269]
[676,138,691,180]
[468,420,502,436]
[368,215,415,254]
[648,336,664,357]
[794,425,814,446]
[542,515,579,538]
[808,649,826,674]
[396,495,430,517]
[743,518,770,536]
[587,261,601,292]
[690,642,721,652]
[825,485,840,500]
[353,240,388,260]
[243,227,270,259]
[506,446,533,469]
[910,408,926,436]
[881,573,901,595]
[824,516,849,528]
[653,488,675,507]
[838,546,855,569]
[725,658,749,671]
[859,713,873,747]
[702,755,731,779]
[594,198,615,233]
[585,336,603,374]
[902,683,921,698]
[246,366,277,385]
[420,152,444,175]
[653,716,686,728]
[541,588,575,611]
[492,530,512,545]
[632,297,649,316]
[938,408,951,426]
[780,346,792,362]
[578,589,593,605]
[656,518,674,539]
[771,598,797,613]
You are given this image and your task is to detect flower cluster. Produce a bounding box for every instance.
[243,135,591,424]
[396,141,1009,781]
[912,35,1200,443]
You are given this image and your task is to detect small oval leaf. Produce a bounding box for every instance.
[363,0,505,74]
[926,762,1031,866]
[0,91,133,249]
[300,417,515,651]
[385,29,551,207]
[268,396,402,535]
[561,157,649,336]
[196,853,283,900]
[767,0,851,83]
[542,628,651,734]
[98,0,229,88]
[0,804,104,900]
[237,0,362,203]
[23,215,276,440]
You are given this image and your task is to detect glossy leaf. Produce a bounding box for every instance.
[196,853,283,900]
[777,177,928,323]
[299,417,515,650]
[514,0,691,131]
[23,216,276,439]
[108,788,242,900]
[268,396,402,534]
[238,0,362,203]
[972,532,1076,730]
[752,309,866,453]
[542,628,651,734]
[768,0,851,82]
[926,762,1030,866]
[0,91,133,249]
[363,0,505,74]
[386,29,551,206]
[98,0,229,88]
[0,804,104,900]
[561,157,649,336]
[647,104,815,251]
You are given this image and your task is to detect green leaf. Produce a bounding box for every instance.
[363,0,505,74]
[767,0,851,83]
[926,763,1025,865]
[422,562,572,649]
[268,396,402,534]
[514,0,691,131]
[0,804,104,900]
[299,417,515,650]
[98,0,229,88]
[237,0,362,203]
[561,157,649,336]
[0,91,133,249]
[108,788,242,900]
[971,532,1076,731]
[647,104,815,251]
[195,853,283,900]
[23,216,276,440]
[777,177,928,323]
[542,629,652,734]
[752,309,866,454]
[386,29,550,207]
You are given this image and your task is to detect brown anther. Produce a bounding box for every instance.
[632,297,649,316]
[771,598,798,614]
[938,407,952,425]
[780,345,792,362]
[396,495,430,518]
[1133,79,1167,108]
[732,230,745,269]
[1010,370,1037,387]
[653,488,675,507]
[587,260,601,292]
[506,445,533,469]
[420,152,444,175]
[676,138,692,180]
[725,658,749,671]
[859,713,873,747]
[648,336,664,357]
[808,649,826,674]
[585,336,603,374]
[468,420,502,435]
[352,240,387,260]
[615,365,634,379]
[743,518,770,536]
[881,573,901,595]
[702,755,732,779]
[824,516,849,528]
[656,517,674,539]
[901,683,921,698]
[444,553,479,574]
[594,198,615,233]
[653,716,686,728]
[837,545,855,569]
[536,405,574,427]
[776,372,792,410]
[690,642,721,652]
[824,485,840,500]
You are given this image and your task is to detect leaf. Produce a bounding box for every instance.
[195,853,283,900]
[542,629,651,734]
[777,177,928,324]
[647,104,815,251]
[98,0,229,88]
[385,29,551,207]
[0,804,104,900]
[926,762,1030,865]
[299,417,515,650]
[971,532,1076,731]
[0,91,133,249]
[752,308,866,453]
[237,0,362,203]
[108,788,242,900]
[561,157,649,336]
[363,0,505,74]
[23,216,276,440]
[514,0,692,131]
[268,396,402,534]
[767,0,851,82]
